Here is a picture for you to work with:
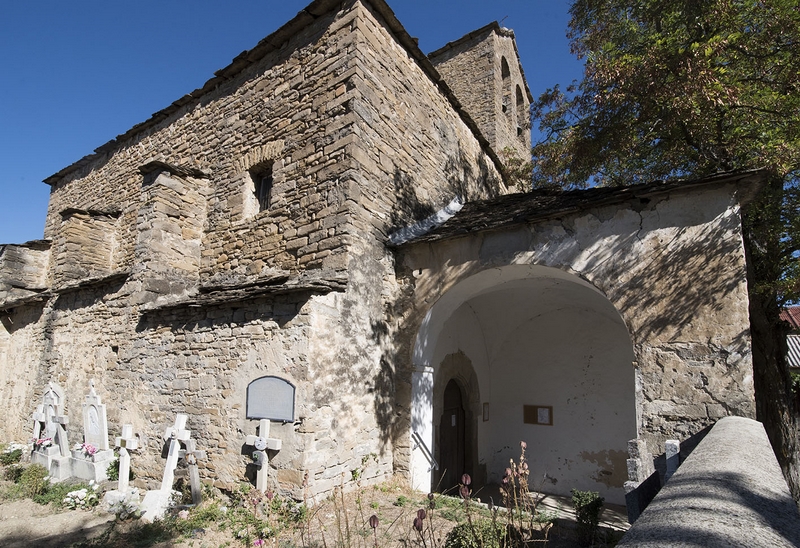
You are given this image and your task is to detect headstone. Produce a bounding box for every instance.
[244,418,282,492]
[82,380,109,450]
[69,380,114,482]
[140,413,191,522]
[30,382,72,481]
[246,376,295,422]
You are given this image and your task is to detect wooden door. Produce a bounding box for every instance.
[438,379,465,493]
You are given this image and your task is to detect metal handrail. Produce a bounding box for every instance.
[411,431,439,472]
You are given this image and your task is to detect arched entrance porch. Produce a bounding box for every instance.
[410,265,637,505]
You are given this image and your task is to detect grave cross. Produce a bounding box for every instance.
[31,383,70,456]
[244,418,282,492]
[161,414,191,491]
[114,424,139,493]
[178,439,207,505]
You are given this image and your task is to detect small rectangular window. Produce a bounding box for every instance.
[251,162,274,212]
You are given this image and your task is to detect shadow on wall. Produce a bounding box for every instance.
[595,208,748,344]
[388,142,502,235]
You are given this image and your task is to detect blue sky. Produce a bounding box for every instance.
[0,1,583,244]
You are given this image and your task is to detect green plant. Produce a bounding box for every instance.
[393,495,412,507]
[444,519,507,548]
[106,454,134,482]
[18,464,49,498]
[571,489,604,547]
[3,464,24,483]
[0,448,23,466]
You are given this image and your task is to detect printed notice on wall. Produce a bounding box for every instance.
[523,405,553,426]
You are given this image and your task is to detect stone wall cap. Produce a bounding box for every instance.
[140,270,348,313]
[617,416,800,547]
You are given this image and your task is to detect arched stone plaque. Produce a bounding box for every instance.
[246,376,295,422]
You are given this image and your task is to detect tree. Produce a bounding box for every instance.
[531,0,800,499]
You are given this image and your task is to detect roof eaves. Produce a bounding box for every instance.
[397,170,768,246]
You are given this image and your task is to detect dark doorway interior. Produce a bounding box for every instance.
[438,379,466,493]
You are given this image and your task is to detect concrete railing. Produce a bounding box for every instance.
[618,416,800,547]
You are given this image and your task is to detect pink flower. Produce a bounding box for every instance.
[253,539,265,547]
[81,443,98,456]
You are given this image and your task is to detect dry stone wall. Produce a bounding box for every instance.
[0,2,393,498]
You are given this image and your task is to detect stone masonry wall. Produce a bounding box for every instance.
[430,27,531,166]
[0,2,396,499]
[43,5,359,288]
[348,1,507,239]
[340,2,512,475]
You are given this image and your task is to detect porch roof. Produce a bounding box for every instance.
[394,170,766,246]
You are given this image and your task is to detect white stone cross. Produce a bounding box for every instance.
[161,413,191,491]
[114,424,139,493]
[244,419,282,492]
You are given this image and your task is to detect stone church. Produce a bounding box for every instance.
[0,0,760,506]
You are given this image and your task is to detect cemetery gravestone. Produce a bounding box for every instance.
[141,413,192,522]
[30,382,72,481]
[115,424,138,493]
[243,376,293,492]
[70,379,114,481]
[102,424,141,515]
[179,438,207,505]
[244,419,282,493]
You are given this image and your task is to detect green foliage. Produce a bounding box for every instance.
[791,370,800,398]
[571,489,604,546]
[0,448,22,466]
[393,494,412,507]
[444,520,507,548]
[498,147,533,189]
[532,0,800,303]
[3,464,24,483]
[106,455,134,482]
[17,464,49,498]
[434,494,465,522]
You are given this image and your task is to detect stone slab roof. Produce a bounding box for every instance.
[43,0,505,187]
[394,170,767,246]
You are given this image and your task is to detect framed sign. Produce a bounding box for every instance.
[523,405,553,426]
[246,376,295,422]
